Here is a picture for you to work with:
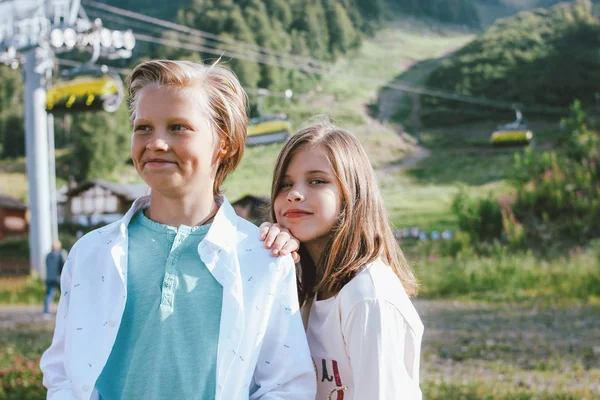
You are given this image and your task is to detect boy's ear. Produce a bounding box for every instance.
[219,144,239,158]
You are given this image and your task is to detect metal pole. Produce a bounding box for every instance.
[24,48,52,280]
[257,95,264,116]
[48,112,59,242]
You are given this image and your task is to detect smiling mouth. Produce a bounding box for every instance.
[284,210,313,218]
[145,160,176,166]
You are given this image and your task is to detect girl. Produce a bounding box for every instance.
[40,60,316,400]
[263,120,424,399]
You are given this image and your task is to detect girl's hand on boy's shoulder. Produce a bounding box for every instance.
[259,222,300,263]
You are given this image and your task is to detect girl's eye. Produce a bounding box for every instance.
[310,179,326,185]
[279,182,293,189]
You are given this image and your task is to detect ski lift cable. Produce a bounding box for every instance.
[55,57,132,75]
[82,0,330,70]
[56,39,567,114]
[84,8,327,72]
[84,7,326,72]
[124,30,565,113]
[55,57,288,98]
[132,33,326,75]
[79,1,568,114]
[379,81,567,113]
[55,54,567,116]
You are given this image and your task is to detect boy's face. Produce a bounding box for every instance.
[131,84,220,197]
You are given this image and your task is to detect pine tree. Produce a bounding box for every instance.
[70,105,131,182]
[245,0,286,89]
[225,5,261,89]
[324,0,359,57]
[292,1,330,60]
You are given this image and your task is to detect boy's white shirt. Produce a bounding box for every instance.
[40,196,316,400]
[303,259,424,400]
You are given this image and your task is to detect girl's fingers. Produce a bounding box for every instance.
[291,251,300,263]
[259,222,273,241]
[279,237,300,256]
[264,225,281,248]
[270,231,291,255]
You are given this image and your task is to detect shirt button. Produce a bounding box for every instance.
[82,385,90,392]
[108,320,116,327]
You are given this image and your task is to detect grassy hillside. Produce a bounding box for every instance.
[0,20,473,229]
[222,21,473,209]
[475,0,572,27]
[419,0,600,126]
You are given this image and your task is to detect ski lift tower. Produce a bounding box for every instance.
[0,0,134,279]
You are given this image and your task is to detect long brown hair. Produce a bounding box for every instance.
[270,119,418,306]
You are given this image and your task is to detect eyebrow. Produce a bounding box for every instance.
[283,170,329,178]
[133,117,193,125]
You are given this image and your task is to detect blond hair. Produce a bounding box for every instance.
[271,119,418,305]
[127,59,248,195]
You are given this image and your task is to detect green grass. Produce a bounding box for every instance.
[222,143,282,201]
[412,243,600,303]
[422,379,599,399]
[224,23,473,204]
[0,275,47,305]
[0,149,71,202]
[380,171,459,231]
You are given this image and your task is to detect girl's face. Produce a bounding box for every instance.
[274,145,342,249]
[131,84,220,196]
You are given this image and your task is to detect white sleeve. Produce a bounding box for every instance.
[249,256,317,399]
[343,298,422,400]
[40,246,77,400]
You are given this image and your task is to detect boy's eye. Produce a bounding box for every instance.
[171,124,189,131]
[134,125,151,132]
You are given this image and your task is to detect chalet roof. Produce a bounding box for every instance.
[0,193,27,210]
[64,179,149,201]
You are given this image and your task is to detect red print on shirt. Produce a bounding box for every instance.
[321,358,347,400]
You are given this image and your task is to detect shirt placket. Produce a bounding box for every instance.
[161,227,190,309]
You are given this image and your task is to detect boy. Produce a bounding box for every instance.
[40,60,315,400]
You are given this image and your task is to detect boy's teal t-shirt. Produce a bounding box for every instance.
[96,209,223,400]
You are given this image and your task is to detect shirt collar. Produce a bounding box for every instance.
[202,196,240,253]
[117,195,240,253]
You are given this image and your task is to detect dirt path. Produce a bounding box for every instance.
[376,52,455,123]
[377,145,431,173]
[3,300,598,395]
[415,299,600,394]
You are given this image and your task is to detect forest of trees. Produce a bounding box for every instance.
[0,0,484,182]
[419,0,600,126]
[1,0,587,183]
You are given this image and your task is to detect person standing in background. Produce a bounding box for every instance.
[43,240,67,318]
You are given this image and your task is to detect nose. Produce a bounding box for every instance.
[287,190,304,203]
[146,134,169,152]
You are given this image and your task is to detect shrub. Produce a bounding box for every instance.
[0,356,45,400]
[451,189,503,244]
[511,103,600,247]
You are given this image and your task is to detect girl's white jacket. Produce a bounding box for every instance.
[40,196,316,400]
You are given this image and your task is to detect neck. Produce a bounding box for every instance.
[304,237,337,300]
[146,190,219,227]
[304,238,327,273]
